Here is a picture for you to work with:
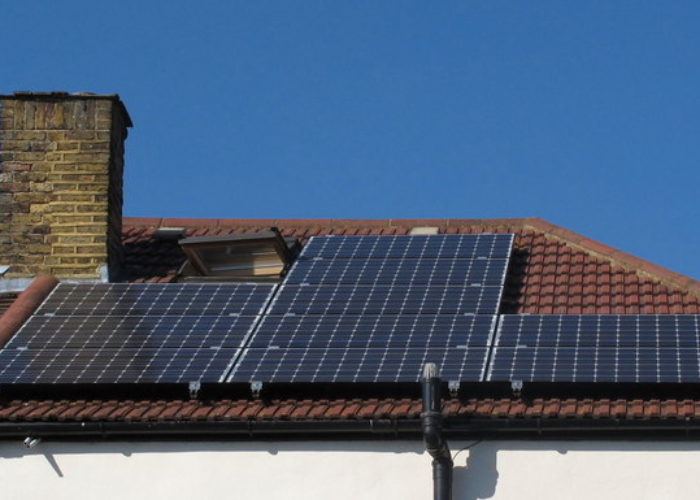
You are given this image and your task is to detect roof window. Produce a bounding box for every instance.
[178,228,299,283]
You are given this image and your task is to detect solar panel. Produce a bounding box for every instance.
[487,346,700,383]
[496,314,700,347]
[488,314,700,383]
[0,283,276,384]
[6,315,258,350]
[268,284,503,315]
[250,314,497,348]
[228,234,514,383]
[286,258,508,286]
[300,234,513,260]
[38,283,273,316]
[228,347,489,383]
[0,348,239,384]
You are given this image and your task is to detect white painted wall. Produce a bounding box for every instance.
[2,439,700,500]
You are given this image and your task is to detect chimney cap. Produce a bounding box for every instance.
[1,91,132,127]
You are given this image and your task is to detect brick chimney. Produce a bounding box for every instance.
[0,92,132,290]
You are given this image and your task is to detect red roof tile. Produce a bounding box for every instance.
[5,397,700,423]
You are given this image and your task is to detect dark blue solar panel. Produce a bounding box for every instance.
[300,234,513,260]
[228,347,488,383]
[286,258,508,286]
[488,346,700,383]
[0,348,238,384]
[225,234,514,383]
[497,315,700,348]
[0,283,277,384]
[7,315,258,350]
[38,283,274,316]
[251,314,497,348]
[268,284,502,316]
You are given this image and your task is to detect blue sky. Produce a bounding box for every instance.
[2,2,699,279]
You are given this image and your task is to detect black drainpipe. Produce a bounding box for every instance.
[421,363,453,500]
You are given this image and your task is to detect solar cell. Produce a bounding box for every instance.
[268,284,503,316]
[251,314,497,348]
[228,347,489,383]
[286,258,508,286]
[488,346,700,383]
[300,234,513,260]
[497,315,700,348]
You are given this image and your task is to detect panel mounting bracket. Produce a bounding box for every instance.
[251,381,263,399]
[448,380,460,397]
[511,379,523,397]
[188,381,201,399]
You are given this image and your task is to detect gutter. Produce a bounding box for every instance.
[4,417,700,440]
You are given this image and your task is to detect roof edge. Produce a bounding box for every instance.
[0,275,58,348]
[523,218,700,299]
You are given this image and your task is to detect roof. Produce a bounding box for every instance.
[2,217,700,434]
[123,217,700,313]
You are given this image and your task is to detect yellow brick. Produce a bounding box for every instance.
[54,193,95,203]
[62,152,109,162]
[29,203,51,213]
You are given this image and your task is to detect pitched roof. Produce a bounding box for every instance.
[2,217,700,432]
[123,217,700,313]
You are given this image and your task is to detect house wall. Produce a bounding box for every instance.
[2,439,700,500]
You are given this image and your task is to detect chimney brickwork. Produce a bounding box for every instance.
[0,92,131,281]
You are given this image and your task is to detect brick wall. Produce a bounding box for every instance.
[0,92,131,281]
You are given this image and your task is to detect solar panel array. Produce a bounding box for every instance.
[488,315,700,383]
[7,234,699,387]
[0,283,275,384]
[228,234,513,383]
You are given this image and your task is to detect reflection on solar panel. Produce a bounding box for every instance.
[488,314,700,383]
[250,314,497,348]
[300,234,513,260]
[0,283,276,384]
[228,234,514,383]
[230,347,489,383]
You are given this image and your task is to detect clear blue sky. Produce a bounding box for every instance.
[2,2,699,279]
